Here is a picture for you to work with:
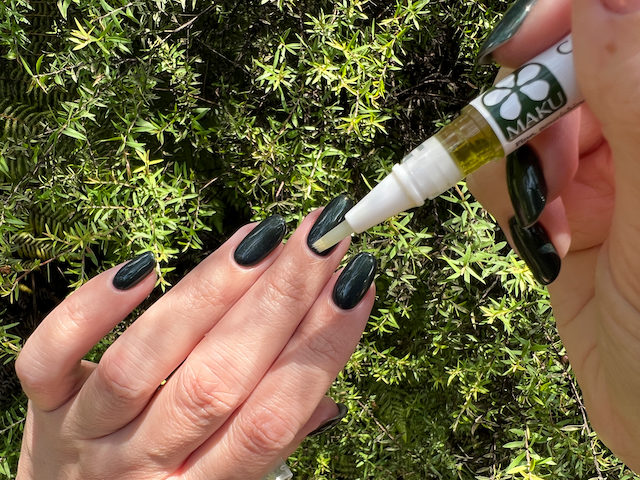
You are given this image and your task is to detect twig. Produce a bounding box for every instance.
[158,5,215,45]
[567,372,605,480]
[0,418,25,435]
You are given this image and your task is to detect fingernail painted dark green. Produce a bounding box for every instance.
[307,195,354,256]
[333,252,377,310]
[113,252,156,290]
[477,0,539,65]
[307,403,348,437]
[507,145,547,228]
[509,217,560,285]
[234,215,287,267]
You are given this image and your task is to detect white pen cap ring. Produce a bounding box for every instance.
[345,137,462,234]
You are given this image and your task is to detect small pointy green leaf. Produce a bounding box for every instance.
[61,127,87,141]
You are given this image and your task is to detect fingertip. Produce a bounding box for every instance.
[486,0,572,68]
[112,252,157,291]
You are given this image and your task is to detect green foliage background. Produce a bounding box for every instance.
[0,0,637,478]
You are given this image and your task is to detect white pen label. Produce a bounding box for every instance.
[471,36,582,155]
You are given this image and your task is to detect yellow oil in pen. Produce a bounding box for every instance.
[434,105,505,176]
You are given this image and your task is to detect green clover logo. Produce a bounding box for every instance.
[483,64,550,120]
[481,63,567,141]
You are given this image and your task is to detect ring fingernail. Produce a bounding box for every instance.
[113,252,156,290]
[234,215,287,267]
[507,145,547,228]
[307,403,348,437]
[477,0,539,65]
[307,195,354,256]
[333,252,377,310]
[509,217,560,285]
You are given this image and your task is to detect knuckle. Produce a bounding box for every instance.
[177,363,247,426]
[176,271,227,314]
[97,354,149,406]
[240,406,298,457]
[58,296,94,332]
[260,268,312,316]
[14,351,45,394]
[298,327,343,367]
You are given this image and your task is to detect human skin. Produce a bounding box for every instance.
[14,0,640,477]
[15,210,376,479]
[468,0,640,470]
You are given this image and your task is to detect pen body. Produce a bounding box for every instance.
[316,34,584,250]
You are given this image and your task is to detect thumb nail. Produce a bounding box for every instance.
[601,0,640,13]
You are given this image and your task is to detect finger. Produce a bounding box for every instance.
[480,0,572,68]
[14,253,157,411]
[127,203,355,471]
[69,216,288,437]
[468,159,571,258]
[255,398,347,480]
[179,255,376,480]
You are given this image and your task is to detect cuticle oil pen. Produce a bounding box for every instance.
[313,34,583,253]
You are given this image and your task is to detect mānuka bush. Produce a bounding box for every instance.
[0,0,636,478]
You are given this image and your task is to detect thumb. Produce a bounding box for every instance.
[573,0,640,136]
[573,1,640,300]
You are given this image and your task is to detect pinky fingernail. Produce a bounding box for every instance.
[113,252,156,290]
[307,403,349,437]
[332,253,377,310]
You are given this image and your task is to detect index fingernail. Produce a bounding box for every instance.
[477,0,539,65]
[307,195,354,256]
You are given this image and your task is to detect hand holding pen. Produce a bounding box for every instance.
[468,0,640,470]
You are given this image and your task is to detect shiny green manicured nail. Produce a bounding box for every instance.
[307,195,354,256]
[307,403,348,437]
[509,217,560,285]
[234,215,287,267]
[507,145,547,228]
[113,252,156,290]
[333,252,377,310]
[477,0,539,65]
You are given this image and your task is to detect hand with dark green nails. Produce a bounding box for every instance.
[468,0,640,471]
[15,199,377,480]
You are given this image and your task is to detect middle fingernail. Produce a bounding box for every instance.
[234,215,287,267]
[477,0,539,65]
[307,195,354,256]
[507,145,547,228]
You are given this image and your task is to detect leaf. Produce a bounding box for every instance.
[61,127,87,141]
[57,0,71,19]
[503,441,525,449]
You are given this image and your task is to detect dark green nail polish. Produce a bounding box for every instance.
[113,252,156,290]
[333,253,377,310]
[234,215,287,267]
[307,403,348,437]
[307,195,354,256]
[477,0,539,65]
[507,145,547,228]
[509,217,560,285]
